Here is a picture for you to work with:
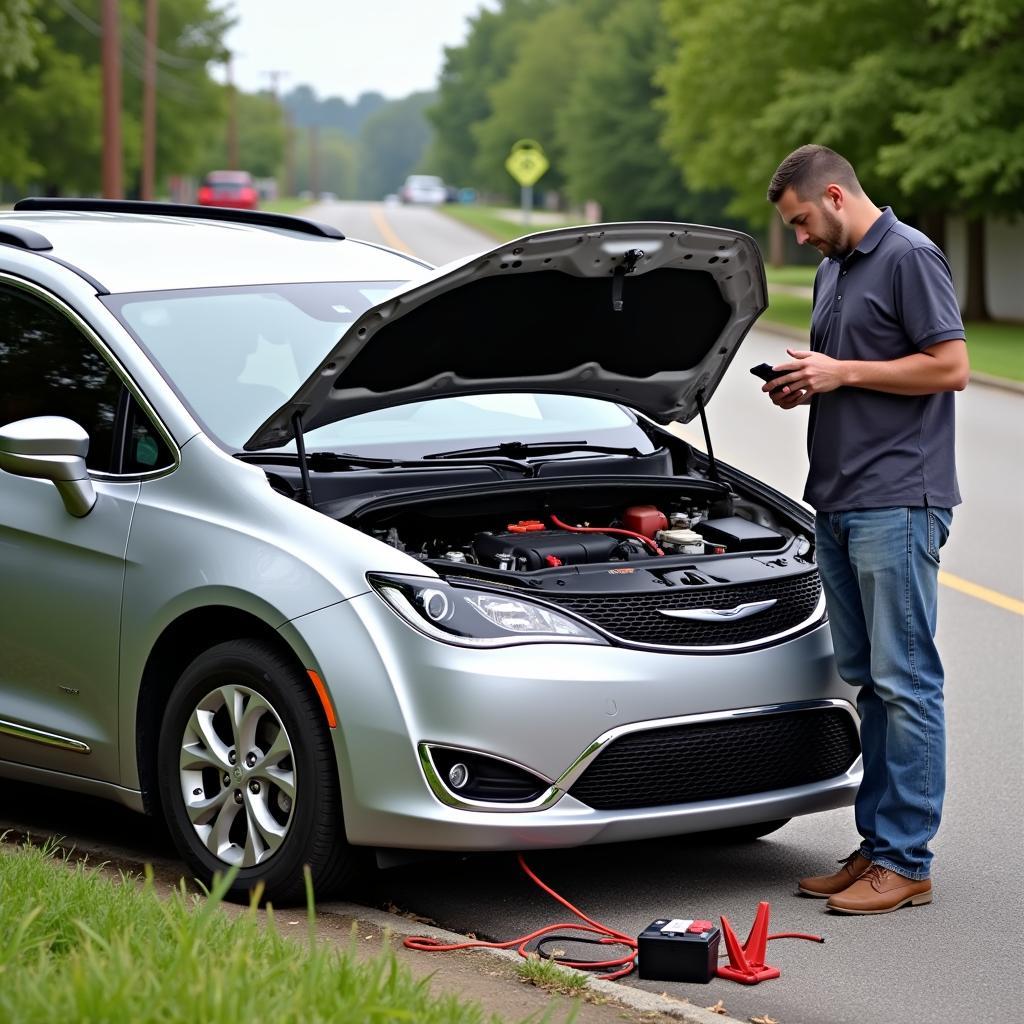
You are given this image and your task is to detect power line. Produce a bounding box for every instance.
[53,0,208,70]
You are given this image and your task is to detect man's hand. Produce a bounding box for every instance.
[761,348,845,406]
[760,340,968,403]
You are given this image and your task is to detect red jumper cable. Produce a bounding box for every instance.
[403,855,824,982]
[404,853,639,980]
[549,512,664,556]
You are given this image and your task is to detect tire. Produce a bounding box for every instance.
[157,638,357,904]
[701,818,791,843]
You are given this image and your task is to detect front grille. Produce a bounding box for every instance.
[549,571,822,647]
[567,707,859,810]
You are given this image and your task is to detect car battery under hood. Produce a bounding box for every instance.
[244,221,768,452]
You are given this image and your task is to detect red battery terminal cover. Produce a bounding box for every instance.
[688,920,714,933]
[508,520,546,533]
[622,505,669,539]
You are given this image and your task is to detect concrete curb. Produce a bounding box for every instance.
[319,899,748,1024]
[756,319,1024,394]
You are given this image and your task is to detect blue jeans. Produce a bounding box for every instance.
[815,507,952,880]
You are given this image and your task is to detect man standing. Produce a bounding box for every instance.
[765,144,969,914]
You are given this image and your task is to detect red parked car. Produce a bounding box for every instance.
[197,170,259,210]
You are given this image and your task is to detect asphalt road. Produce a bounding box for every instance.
[3,200,1020,1024]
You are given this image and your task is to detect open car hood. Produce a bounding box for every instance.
[245,222,767,451]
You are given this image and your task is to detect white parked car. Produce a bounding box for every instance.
[399,175,449,204]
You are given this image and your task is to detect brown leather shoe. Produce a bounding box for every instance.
[826,864,932,914]
[797,851,872,897]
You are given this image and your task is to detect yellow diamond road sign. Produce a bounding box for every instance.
[505,139,549,187]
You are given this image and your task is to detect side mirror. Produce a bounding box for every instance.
[0,416,97,517]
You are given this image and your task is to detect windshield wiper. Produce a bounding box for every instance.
[235,449,535,475]
[237,450,421,470]
[423,440,643,460]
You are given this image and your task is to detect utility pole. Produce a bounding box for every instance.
[101,0,123,198]
[226,55,239,169]
[141,0,159,200]
[261,69,292,196]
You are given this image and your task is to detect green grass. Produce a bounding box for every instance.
[761,291,815,332]
[515,954,590,995]
[260,197,316,215]
[765,264,818,287]
[439,204,582,243]
[0,839,501,1024]
[759,290,1024,381]
[958,320,1024,380]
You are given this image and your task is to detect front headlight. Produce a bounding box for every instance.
[369,574,608,647]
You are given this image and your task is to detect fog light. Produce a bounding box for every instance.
[448,762,470,789]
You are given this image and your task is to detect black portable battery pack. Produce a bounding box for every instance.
[694,516,786,552]
[637,918,721,983]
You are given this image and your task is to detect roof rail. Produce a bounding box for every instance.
[0,226,53,251]
[13,198,346,240]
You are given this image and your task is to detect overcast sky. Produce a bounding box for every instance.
[219,0,492,102]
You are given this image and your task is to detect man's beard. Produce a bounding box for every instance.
[814,205,850,260]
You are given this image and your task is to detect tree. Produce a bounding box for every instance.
[282,85,387,136]
[426,0,554,187]
[877,0,1024,318]
[0,0,231,193]
[0,0,41,79]
[471,1,610,200]
[558,0,716,221]
[658,0,1024,313]
[228,90,286,178]
[292,127,357,198]
[356,91,436,199]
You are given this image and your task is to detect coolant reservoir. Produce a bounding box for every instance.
[656,528,705,554]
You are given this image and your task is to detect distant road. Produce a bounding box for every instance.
[307,198,494,266]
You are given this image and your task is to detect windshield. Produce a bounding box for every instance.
[285,392,653,460]
[107,283,654,459]
[108,282,402,448]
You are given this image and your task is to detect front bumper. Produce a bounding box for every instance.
[282,590,860,851]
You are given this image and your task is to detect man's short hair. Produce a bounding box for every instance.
[767,144,863,203]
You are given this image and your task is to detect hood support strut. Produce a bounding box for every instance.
[292,410,313,506]
[695,391,719,482]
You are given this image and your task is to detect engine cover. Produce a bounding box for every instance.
[474,528,620,570]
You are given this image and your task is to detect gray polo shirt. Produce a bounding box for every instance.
[804,207,965,511]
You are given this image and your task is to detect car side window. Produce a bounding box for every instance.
[0,283,172,474]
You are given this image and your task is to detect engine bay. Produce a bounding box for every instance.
[347,481,812,580]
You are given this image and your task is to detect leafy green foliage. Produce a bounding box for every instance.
[356,91,438,199]
[472,2,618,198]
[658,0,1024,223]
[426,0,554,187]
[283,84,388,136]
[0,0,231,192]
[0,0,41,80]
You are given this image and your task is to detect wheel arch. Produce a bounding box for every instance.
[134,605,329,817]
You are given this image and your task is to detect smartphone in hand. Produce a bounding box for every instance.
[750,362,787,391]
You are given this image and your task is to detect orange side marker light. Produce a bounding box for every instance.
[307,669,337,728]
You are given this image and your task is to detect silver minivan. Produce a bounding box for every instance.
[0,200,860,902]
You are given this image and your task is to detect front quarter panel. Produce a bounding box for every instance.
[117,433,434,787]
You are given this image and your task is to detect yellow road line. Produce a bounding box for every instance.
[370,205,413,255]
[939,570,1024,615]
